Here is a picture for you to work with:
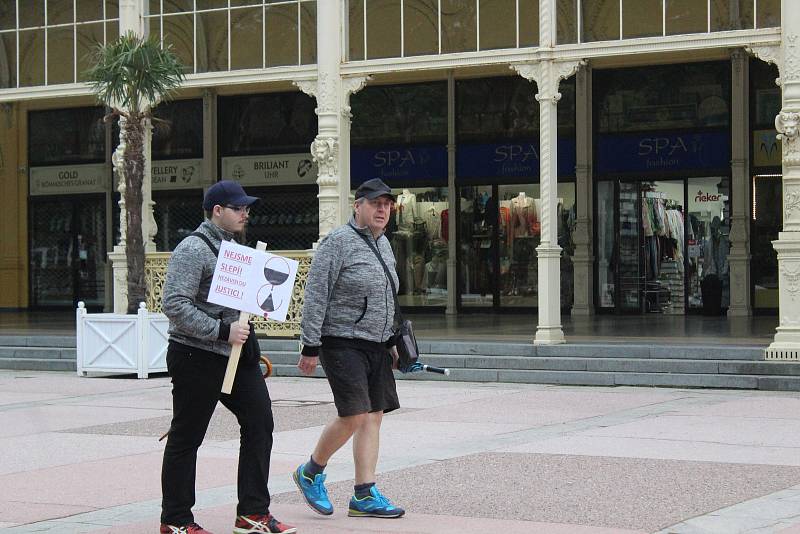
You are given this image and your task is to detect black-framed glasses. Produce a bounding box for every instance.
[224,205,250,214]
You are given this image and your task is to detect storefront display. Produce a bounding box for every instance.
[455,76,576,310]
[219,92,318,250]
[594,62,732,315]
[351,81,449,308]
[28,107,109,309]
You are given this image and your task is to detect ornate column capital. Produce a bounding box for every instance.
[745,44,783,85]
[341,75,371,118]
[511,60,586,104]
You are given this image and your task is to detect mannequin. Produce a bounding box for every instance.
[397,189,417,229]
[511,192,536,238]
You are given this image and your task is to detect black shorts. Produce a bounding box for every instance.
[319,338,400,418]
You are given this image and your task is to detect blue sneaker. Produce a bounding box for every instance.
[292,463,333,515]
[348,485,405,518]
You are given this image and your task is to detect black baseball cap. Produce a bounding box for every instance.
[203,180,259,210]
[355,178,395,201]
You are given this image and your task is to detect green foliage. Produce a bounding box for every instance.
[86,31,185,114]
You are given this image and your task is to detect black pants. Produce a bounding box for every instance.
[161,341,274,526]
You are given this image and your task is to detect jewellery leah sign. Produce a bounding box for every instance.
[207,241,299,322]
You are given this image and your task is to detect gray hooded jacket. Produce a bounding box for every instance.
[162,220,240,357]
[300,218,398,356]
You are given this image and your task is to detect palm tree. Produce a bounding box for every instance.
[86,31,185,313]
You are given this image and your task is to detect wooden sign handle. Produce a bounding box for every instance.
[221,241,267,394]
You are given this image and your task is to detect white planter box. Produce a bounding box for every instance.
[76,302,169,378]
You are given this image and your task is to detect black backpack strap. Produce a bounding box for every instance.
[189,232,219,257]
[349,224,403,325]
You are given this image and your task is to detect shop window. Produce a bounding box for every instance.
[622,0,662,39]
[557,0,578,44]
[352,186,449,308]
[687,177,730,313]
[245,185,319,251]
[666,0,707,35]
[751,175,780,309]
[48,0,73,25]
[757,0,780,28]
[457,77,540,142]
[711,0,754,31]
[751,58,781,130]
[497,184,575,308]
[152,99,203,160]
[480,0,516,50]
[219,92,318,156]
[351,82,448,146]
[581,0,619,42]
[595,62,731,134]
[153,192,204,252]
[29,107,106,166]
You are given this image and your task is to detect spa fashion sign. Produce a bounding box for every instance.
[207,241,299,322]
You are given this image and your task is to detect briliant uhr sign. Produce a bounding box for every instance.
[207,241,299,322]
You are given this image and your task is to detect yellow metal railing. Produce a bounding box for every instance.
[145,250,313,337]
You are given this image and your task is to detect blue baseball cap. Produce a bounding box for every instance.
[203,180,259,210]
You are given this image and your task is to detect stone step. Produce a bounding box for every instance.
[267,364,800,391]
[0,335,76,348]
[0,346,77,360]
[258,341,764,361]
[260,350,791,375]
[0,357,76,372]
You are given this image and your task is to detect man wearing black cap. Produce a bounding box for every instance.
[293,178,405,520]
[160,180,295,534]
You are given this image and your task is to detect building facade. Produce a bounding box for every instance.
[0,0,797,351]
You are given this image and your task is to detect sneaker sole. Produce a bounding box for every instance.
[292,470,334,516]
[348,509,405,518]
[233,528,297,534]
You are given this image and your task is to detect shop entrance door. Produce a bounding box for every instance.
[30,196,106,309]
[597,180,688,314]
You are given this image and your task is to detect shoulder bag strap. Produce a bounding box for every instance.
[189,231,219,257]
[348,224,403,324]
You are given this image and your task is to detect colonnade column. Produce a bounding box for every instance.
[296,0,368,243]
[572,65,593,316]
[513,59,583,345]
[728,50,752,316]
[767,1,800,357]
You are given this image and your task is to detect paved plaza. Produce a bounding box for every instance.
[2,370,800,533]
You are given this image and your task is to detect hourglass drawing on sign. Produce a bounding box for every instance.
[257,257,291,316]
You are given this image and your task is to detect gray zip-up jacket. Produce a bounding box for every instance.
[162,220,239,357]
[300,218,398,356]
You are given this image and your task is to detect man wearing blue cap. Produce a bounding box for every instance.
[160,180,295,534]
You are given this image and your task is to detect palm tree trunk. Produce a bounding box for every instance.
[123,113,146,314]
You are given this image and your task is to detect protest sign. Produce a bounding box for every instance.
[207,240,299,322]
